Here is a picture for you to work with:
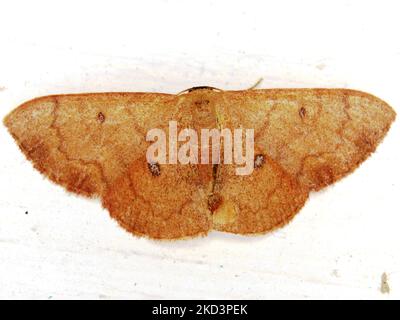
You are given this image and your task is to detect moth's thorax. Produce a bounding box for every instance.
[179,89,219,130]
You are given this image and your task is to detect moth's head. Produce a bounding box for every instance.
[177,85,222,95]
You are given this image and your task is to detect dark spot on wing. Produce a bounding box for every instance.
[97,112,105,123]
[148,162,161,176]
[254,154,265,169]
[299,107,306,119]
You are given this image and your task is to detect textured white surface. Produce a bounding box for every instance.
[0,0,399,299]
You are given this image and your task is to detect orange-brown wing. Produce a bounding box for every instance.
[4,92,214,239]
[219,89,395,190]
[102,90,222,239]
[211,157,309,234]
[4,93,174,196]
[211,89,395,234]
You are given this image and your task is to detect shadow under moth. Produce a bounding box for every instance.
[4,87,396,239]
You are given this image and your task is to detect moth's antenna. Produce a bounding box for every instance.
[247,78,263,90]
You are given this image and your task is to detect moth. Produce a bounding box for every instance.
[4,87,396,239]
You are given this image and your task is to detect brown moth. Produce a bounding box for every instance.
[4,87,396,239]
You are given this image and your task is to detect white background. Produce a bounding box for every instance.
[0,0,399,299]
